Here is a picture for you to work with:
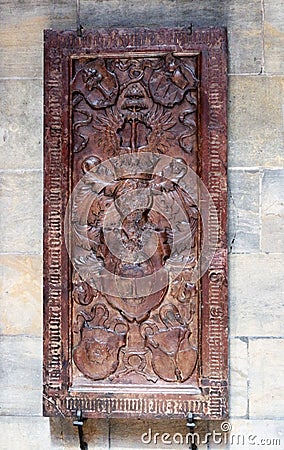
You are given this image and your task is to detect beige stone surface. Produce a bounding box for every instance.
[81,0,178,29]
[229,419,284,449]
[0,417,51,450]
[208,421,230,449]
[264,0,284,74]
[0,417,109,449]
[229,254,284,337]
[229,338,248,418]
[228,170,260,253]
[109,418,208,449]
[261,169,284,253]
[0,335,42,415]
[0,171,42,254]
[81,0,263,74]
[2,417,282,450]
[0,254,42,336]
[0,0,283,447]
[226,0,263,74]
[249,339,284,418]
[0,80,42,170]
[228,76,284,167]
[50,417,109,449]
[0,0,264,77]
[209,419,284,449]
[0,0,76,78]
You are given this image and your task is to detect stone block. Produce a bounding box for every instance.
[0,80,42,170]
[229,338,248,418]
[0,336,42,415]
[0,0,76,78]
[249,339,284,419]
[261,169,284,253]
[2,417,282,450]
[177,0,263,74]
[50,417,109,449]
[0,254,42,336]
[0,417,51,450]
[208,421,230,449]
[208,419,284,449]
[228,170,260,253]
[109,418,208,449]
[228,76,284,167]
[81,0,178,29]
[264,0,284,74]
[0,171,42,254]
[80,0,263,74]
[229,254,284,337]
[0,417,110,450]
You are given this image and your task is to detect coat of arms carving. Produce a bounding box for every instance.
[43,27,228,419]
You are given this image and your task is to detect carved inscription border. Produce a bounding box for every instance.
[43,28,228,419]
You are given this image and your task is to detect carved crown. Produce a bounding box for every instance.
[111,152,161,180]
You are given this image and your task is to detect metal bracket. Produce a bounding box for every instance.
[186,413,198,450]
[76,0,83,37]
[73,410,88,450]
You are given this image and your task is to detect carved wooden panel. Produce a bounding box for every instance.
[43,28,228,419]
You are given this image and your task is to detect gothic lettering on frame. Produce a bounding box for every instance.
[43,28,228,419]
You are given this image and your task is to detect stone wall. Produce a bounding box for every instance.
[0,1,283,449]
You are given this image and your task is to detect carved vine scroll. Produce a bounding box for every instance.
[43,27,228,419]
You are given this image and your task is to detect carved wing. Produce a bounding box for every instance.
[145,105,176,153]
[92,107,124,156]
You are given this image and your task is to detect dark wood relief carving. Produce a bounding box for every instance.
[43,27,228,419]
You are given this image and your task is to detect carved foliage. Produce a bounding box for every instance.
[72,54,198,157]
[70,53,200,385]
